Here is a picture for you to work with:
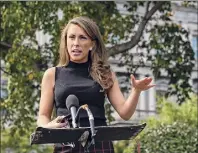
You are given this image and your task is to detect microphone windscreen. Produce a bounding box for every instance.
[66,95,79,110]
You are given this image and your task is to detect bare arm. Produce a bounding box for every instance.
[107,72,155,120]
[37,67,66,128]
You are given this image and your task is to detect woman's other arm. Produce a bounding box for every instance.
[107,72,155,120]
[37,67,66,128]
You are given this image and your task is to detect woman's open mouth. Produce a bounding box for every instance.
[72,49,82,56]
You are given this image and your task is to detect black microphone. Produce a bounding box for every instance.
[66,95,79,128]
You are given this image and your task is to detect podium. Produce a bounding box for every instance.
[30,123,146,145]
[31,104,146,150]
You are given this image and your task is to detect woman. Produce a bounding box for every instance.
[37,16,155,153]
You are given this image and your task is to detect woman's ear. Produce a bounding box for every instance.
[90,41,96,51]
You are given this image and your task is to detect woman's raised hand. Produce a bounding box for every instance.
[130,74,155,92]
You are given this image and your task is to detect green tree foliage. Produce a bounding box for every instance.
[146,23,194,104]
[0,1,196,151]
[117,94,197,153]
[116,2,195,104]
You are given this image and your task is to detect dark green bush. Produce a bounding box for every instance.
[132,121,197,153]
[116,95,197,153]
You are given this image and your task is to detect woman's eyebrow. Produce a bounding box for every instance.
[68,33,88,37]
[79,34,88,37]
[68,33,75,36]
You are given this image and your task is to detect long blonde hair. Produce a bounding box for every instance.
[58,16,113,90]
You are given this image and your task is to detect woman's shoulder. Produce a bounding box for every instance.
[44,67,56,75]
[43,66,66,80]
[41,67,57,87]
[42,67,56,80]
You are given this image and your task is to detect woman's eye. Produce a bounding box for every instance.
[80,36,87,40]
[68,35,87,40]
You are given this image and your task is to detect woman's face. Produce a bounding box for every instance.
[66,24,94,63]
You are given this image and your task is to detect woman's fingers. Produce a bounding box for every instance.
[143,77,152,85]
[130,74,136,85]
[55,116,66,123]
[43,116,68,128]
[130,74,155,91]
[147,84,156,88]
[55,122,68,128]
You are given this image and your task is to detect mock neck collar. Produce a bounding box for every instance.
[67,60,90,69]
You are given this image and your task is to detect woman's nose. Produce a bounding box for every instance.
[73,38,80,45]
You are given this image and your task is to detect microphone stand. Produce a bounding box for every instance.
[75,104,96,148]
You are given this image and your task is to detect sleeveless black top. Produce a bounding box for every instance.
[53,61,115,153]
[54,60,106,126]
